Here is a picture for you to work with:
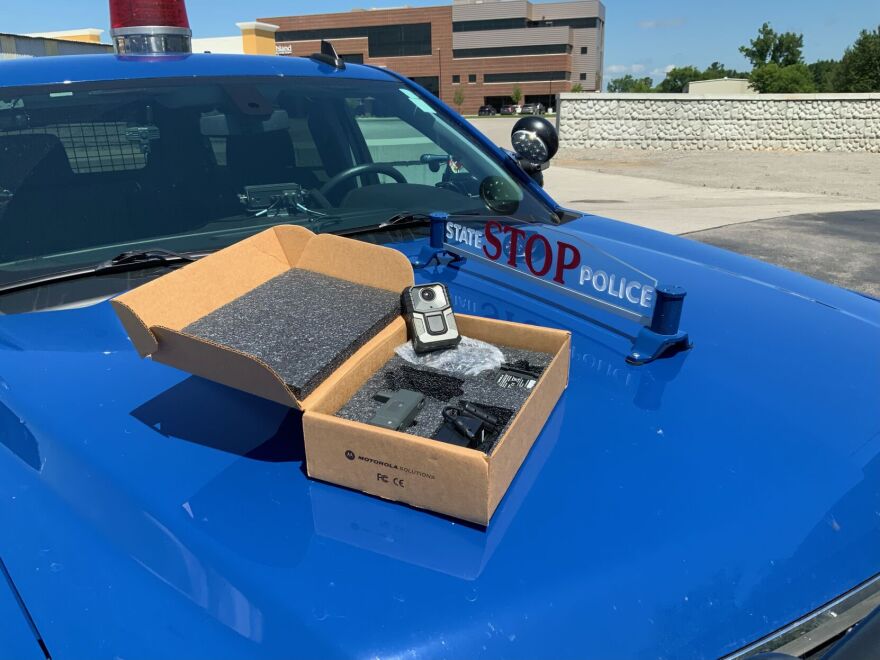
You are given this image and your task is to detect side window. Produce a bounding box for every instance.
[348,97,452,187]
[287,116,327,182]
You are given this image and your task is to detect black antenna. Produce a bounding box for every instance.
[310,40,345,69]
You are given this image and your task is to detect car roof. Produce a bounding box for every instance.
[0,53,397,89]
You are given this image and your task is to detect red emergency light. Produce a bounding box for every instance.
[109,0,192,55]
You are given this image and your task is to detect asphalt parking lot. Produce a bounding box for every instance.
[469,117,880,296]
[688,211,880,298]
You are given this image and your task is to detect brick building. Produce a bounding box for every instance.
[260,0,605,115]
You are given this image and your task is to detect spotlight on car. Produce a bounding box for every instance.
[511,116,559,165]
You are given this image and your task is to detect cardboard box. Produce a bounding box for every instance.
[113,225,570,525]
[308,391,566,579]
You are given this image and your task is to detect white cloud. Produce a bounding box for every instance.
[637,18,685,29]
[649,64,676,76]
[605,64,648,75]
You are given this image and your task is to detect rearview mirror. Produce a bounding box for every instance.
[200,109,290,136]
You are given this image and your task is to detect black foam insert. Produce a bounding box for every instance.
[183,269,401,399]
[385,365,465,401]
[336,343,551,454]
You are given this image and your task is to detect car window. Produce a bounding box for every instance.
[0,76,554,289]
[352,103,457,187]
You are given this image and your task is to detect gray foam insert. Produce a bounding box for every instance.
[183,269,401,399]
[336,343,552,454]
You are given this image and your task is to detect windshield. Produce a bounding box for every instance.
[0,75,554,288]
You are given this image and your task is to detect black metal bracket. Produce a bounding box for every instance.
[627,285,691,365]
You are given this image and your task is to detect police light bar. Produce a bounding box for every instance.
[110,0,192,55]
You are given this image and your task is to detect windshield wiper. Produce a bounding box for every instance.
[94,249,196,273]
[0,248,205,295]
[336,210,486,238]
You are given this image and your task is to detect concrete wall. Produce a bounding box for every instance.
[556,93,880,152]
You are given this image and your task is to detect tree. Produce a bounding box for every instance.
[749,63,816,93]
[651,62,749,93]
[453,87,465,112]
[702,61,749,79]
[740,22,777,68]
[835,26,880,92]
[570,82,584,93]
[740,22,805,68]
[511,85,523,105]
[739,23,812,93]
[808,59,841,92]
[607,74,653,92]
[772,31,806,67]
[654,66,703,93]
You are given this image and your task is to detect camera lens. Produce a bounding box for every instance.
[419,287,437,302]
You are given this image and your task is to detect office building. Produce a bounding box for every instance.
[261,0,605,114]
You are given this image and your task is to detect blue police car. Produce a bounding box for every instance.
[1,2,878,659]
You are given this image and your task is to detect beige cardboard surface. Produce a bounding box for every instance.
[304,412,491,523]
[150,328,297,407]
[112,224,571,524]
[304,313,571,524]
[296,233,414,294]
[113,226,303,351]
[112,225,415,409]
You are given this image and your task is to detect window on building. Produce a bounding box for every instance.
[468,74,477,83]
[341,53,364,64]
[453,44,570,58]
[579,72,587,81]
[276,26,369,41]
[452,75,460,84]
[368,23,432,58]
[408,76,440,96]
[277,23,433,58]
[483,71,570,83]
[527,18,598,29]
[580,46,588,54]
[452,18,527,32]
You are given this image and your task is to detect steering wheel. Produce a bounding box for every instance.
[319,163,407,198]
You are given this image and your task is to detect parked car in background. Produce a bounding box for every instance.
[500,103,520,115]
[477,105,497,116]
[521,102,546,115]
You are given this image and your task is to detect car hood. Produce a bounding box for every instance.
[1,215,878,659]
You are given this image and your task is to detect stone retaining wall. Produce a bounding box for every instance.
[556,93,880,152]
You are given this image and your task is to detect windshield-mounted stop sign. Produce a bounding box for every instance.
[444,220,658,325]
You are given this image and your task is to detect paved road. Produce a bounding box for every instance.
[686,211,880,298]
[540,166,879,235]
[469,116,879,234]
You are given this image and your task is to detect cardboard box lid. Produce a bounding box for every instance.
[112,225,415,410]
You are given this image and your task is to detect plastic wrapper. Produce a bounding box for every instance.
[394,336,504,377]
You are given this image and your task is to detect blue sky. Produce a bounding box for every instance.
[1,0,875,83]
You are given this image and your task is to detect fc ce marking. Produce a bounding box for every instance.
[377,473,406,488]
